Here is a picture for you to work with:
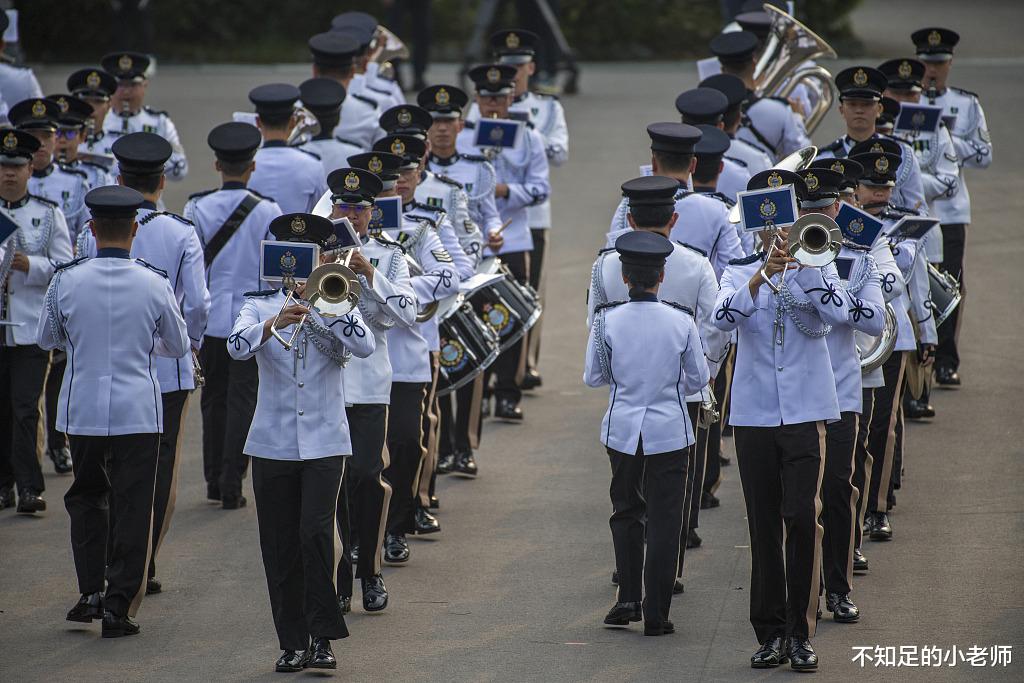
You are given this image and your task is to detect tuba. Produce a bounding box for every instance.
[287,106,321,146]
[270,251,362,350]
[752,4,837,135]
[374,25,410,81]
[759,213,843,294]
[729,145,818,224]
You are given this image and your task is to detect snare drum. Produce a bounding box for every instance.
[436,303,501,397]
[467,267,542,352]
[927,263,961,327]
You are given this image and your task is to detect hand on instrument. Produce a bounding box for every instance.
[494,183,510,199]
[272,304,310,330]
[347,250,375,284]
[11,252,29,273]
[487,230,504,252]
[918,343,936,367]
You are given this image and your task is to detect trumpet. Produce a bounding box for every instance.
[270,250,362,350]
[759,213,843,294]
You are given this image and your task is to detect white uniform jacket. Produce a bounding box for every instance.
[301,135,363,181]
[227,288,375,460]
[29,162,90,242]
[727,135,773,175]
[405,194,474,280]
[248,141,328,216]
[78,131,117,169]
[717,157,751,204]
[103,107,188,180]
[0,63,43,109]
[931,86,992,225]
[739,96,811,159]
[426,152,502,236]
[584,296,710,455]
[415,171,484,271]
[334,89,384,152]
[36,251,188,435]
[1,195,73,345]
[65,158,115,193]
[816,134,927,216]
[862,232,904,390]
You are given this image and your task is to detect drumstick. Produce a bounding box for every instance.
[493,218,514,236]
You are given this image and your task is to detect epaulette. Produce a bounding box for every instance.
[702,191,735,207]
[462,152,487,162]
[533,91,559,101]
[28,194,58,207]
[594,300,626,313]
[406,213,438,229]
[729,251,766,266]
[950,86,979,99]
[766,96,790,106]
[662,300,695,316]
[143,105,169,117]
[413,200,444,214]
[142,210,192,226]
[372,234,406,253]
[434,173,463,188]
[352,92,378,107]
[464,121,476,130]
[724,154,748,168]
[673,189,692,201]
[135,258,168,278]
[54,256,88,272]
[822,138,845,153]
[294,147,321,160]
[57,163,88,179]
[78,160,108,171]
[675,241,707,257]
[367,85,391,97]
[598,246,616,255]
[243,289,280,297]
[187,188,216,201]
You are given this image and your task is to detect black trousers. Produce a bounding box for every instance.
[853,388,875,549]
[608,439,686,626]
[149,390,189,580]
[822,412,859,595]
[252,456,348,650]
[867,351,906,514]
[679,402,702,576]
[936,223,966,372]
[0,344,50,494]
[702,349,734,498]
[337,404,391,598]
[200,337,258,499]
[526,227,548,376]
[44,352,67,453]
[492,250,530,404]
[734,422,825,643]
[66,432,159,617]
[384,382,426,536]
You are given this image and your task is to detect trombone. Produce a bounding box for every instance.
[759,213,843,294]
[270,249,363,350]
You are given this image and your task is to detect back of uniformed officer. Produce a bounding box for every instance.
[308,31,385,151]
[37,185,188,637]
[675,88,750,201]
[700,73,774,176]
[298,78,360,179]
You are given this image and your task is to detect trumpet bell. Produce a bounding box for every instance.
[788,213,842,267]
[306,263,362,317]
[729,145,819,224]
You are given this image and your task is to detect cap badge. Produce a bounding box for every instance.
[928,30,942,47]
[848,218,864,235]
[55,97,69,113]
[368,156,383,173]
[830,161,844,173]
[759,197,778,220]
[486,67,501,84]
[875,156,890,173]
[506,32,520,49]
[31,100,47,118]
[804,173,819,191]
[397,108,412,126]
[898,60,913,79]
[853,68,868,86]
[767,171,783,188]
[290,216,307,235]
[86,71,102,89]
[118,54,133,72]
[435,87,450,106]
[344,172,360,191]
[280,251,297,275]
[3,132,17,150]
[390,139,406,156]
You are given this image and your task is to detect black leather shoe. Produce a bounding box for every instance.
[66,592,104,622]
[101,610,140,638]
[338,595,351,614]
[904,398,936,419]
[673,579,685,594]
[452,450,478,477]
[384,533,410,563]
[853,547,869,572]
[494,398,523,421]
[429,494,440,510]
[206,482,221,502]
[935,366,960,387]
[751,635,788,668]
[787,637,818,672]
[413,506,441,535]
[869,512,892,541]
[146,577,162,595]
[686,528,702,549]
[48,446,73,474]
[826,592,860,623]
[222,494,247,510]
[700,492,720,509]
[603,601,641,626]
[0,485,14,510]
[362,574,389,612]
[644,619,675,636]
[275,649,310,672]
[611,569,619,586]
[521,370,542,390]
[16,490,46,514]
[308,637,336,669]
[436,452,456,474]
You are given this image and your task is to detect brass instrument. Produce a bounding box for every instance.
[697,387,720,429]
[759,213,843,294]
[287,106,321,146]
[404,255,439,323]
[729,145,818,224]
[374,25,410,80]
[856,303,898,373]
[752,4,837,134]
[270,250,362,350]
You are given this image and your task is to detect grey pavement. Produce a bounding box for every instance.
[1,5,1023,681]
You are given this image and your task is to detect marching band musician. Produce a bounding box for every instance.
[247,84,327,216]
[39,185,188,637]
[714,170,859,672]
[911,27,992,388]
[227,212,374,672]
[100,52,188,182]
[795,167,886,625]
[675,88,751,201]
[185,121,283,509]
[329,13,406,112]
[298,78,361,180]
[584,230,710,637]
[0,128,72,514]
[458,63,550,422]
[708,30,811,161]
[700,73,774,176]
[67,67,119,170]
[326,167,415,615]
[308,31,384,152]
[48,93,114,191]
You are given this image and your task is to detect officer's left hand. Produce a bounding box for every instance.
[494,183,510,199]
[11,252,29,273]
[348,250,374,285]
[487,230,504,252]
[918,343,936,367]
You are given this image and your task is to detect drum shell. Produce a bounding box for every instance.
[437,304,500,397]
[928,263,961,327]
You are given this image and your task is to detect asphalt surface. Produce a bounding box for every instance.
[1,3,1022,681]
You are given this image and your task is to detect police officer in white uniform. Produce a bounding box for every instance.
[329,13,406,112]
[458,63,550,421]
[308,32,384,152]
[227,212,374,672]
[326,167,415,614]
[700,73,774,176]
[39,185,188,637]
[0,129,72,514]
[185,121,283,508]
[675,88,750,201]
[609,123,743,280]
[0,13,42,111]
[100,52,188,182]
[912,27,992,386]
[67,67,118,170]
[584,230,710,637]
[48,94,114,193]
[298,78,360,179]
[714,170,860,672]
[247,84,327,216]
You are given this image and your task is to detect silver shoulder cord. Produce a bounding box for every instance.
[590,253,608,309]
[44,270,68,349]
[777,281,831,339]
[303,314,350,368]
[594,308,612,382]
[356,247,403,332]
[466,160,496,205]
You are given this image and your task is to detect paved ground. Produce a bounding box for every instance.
[1,3,1022,681]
